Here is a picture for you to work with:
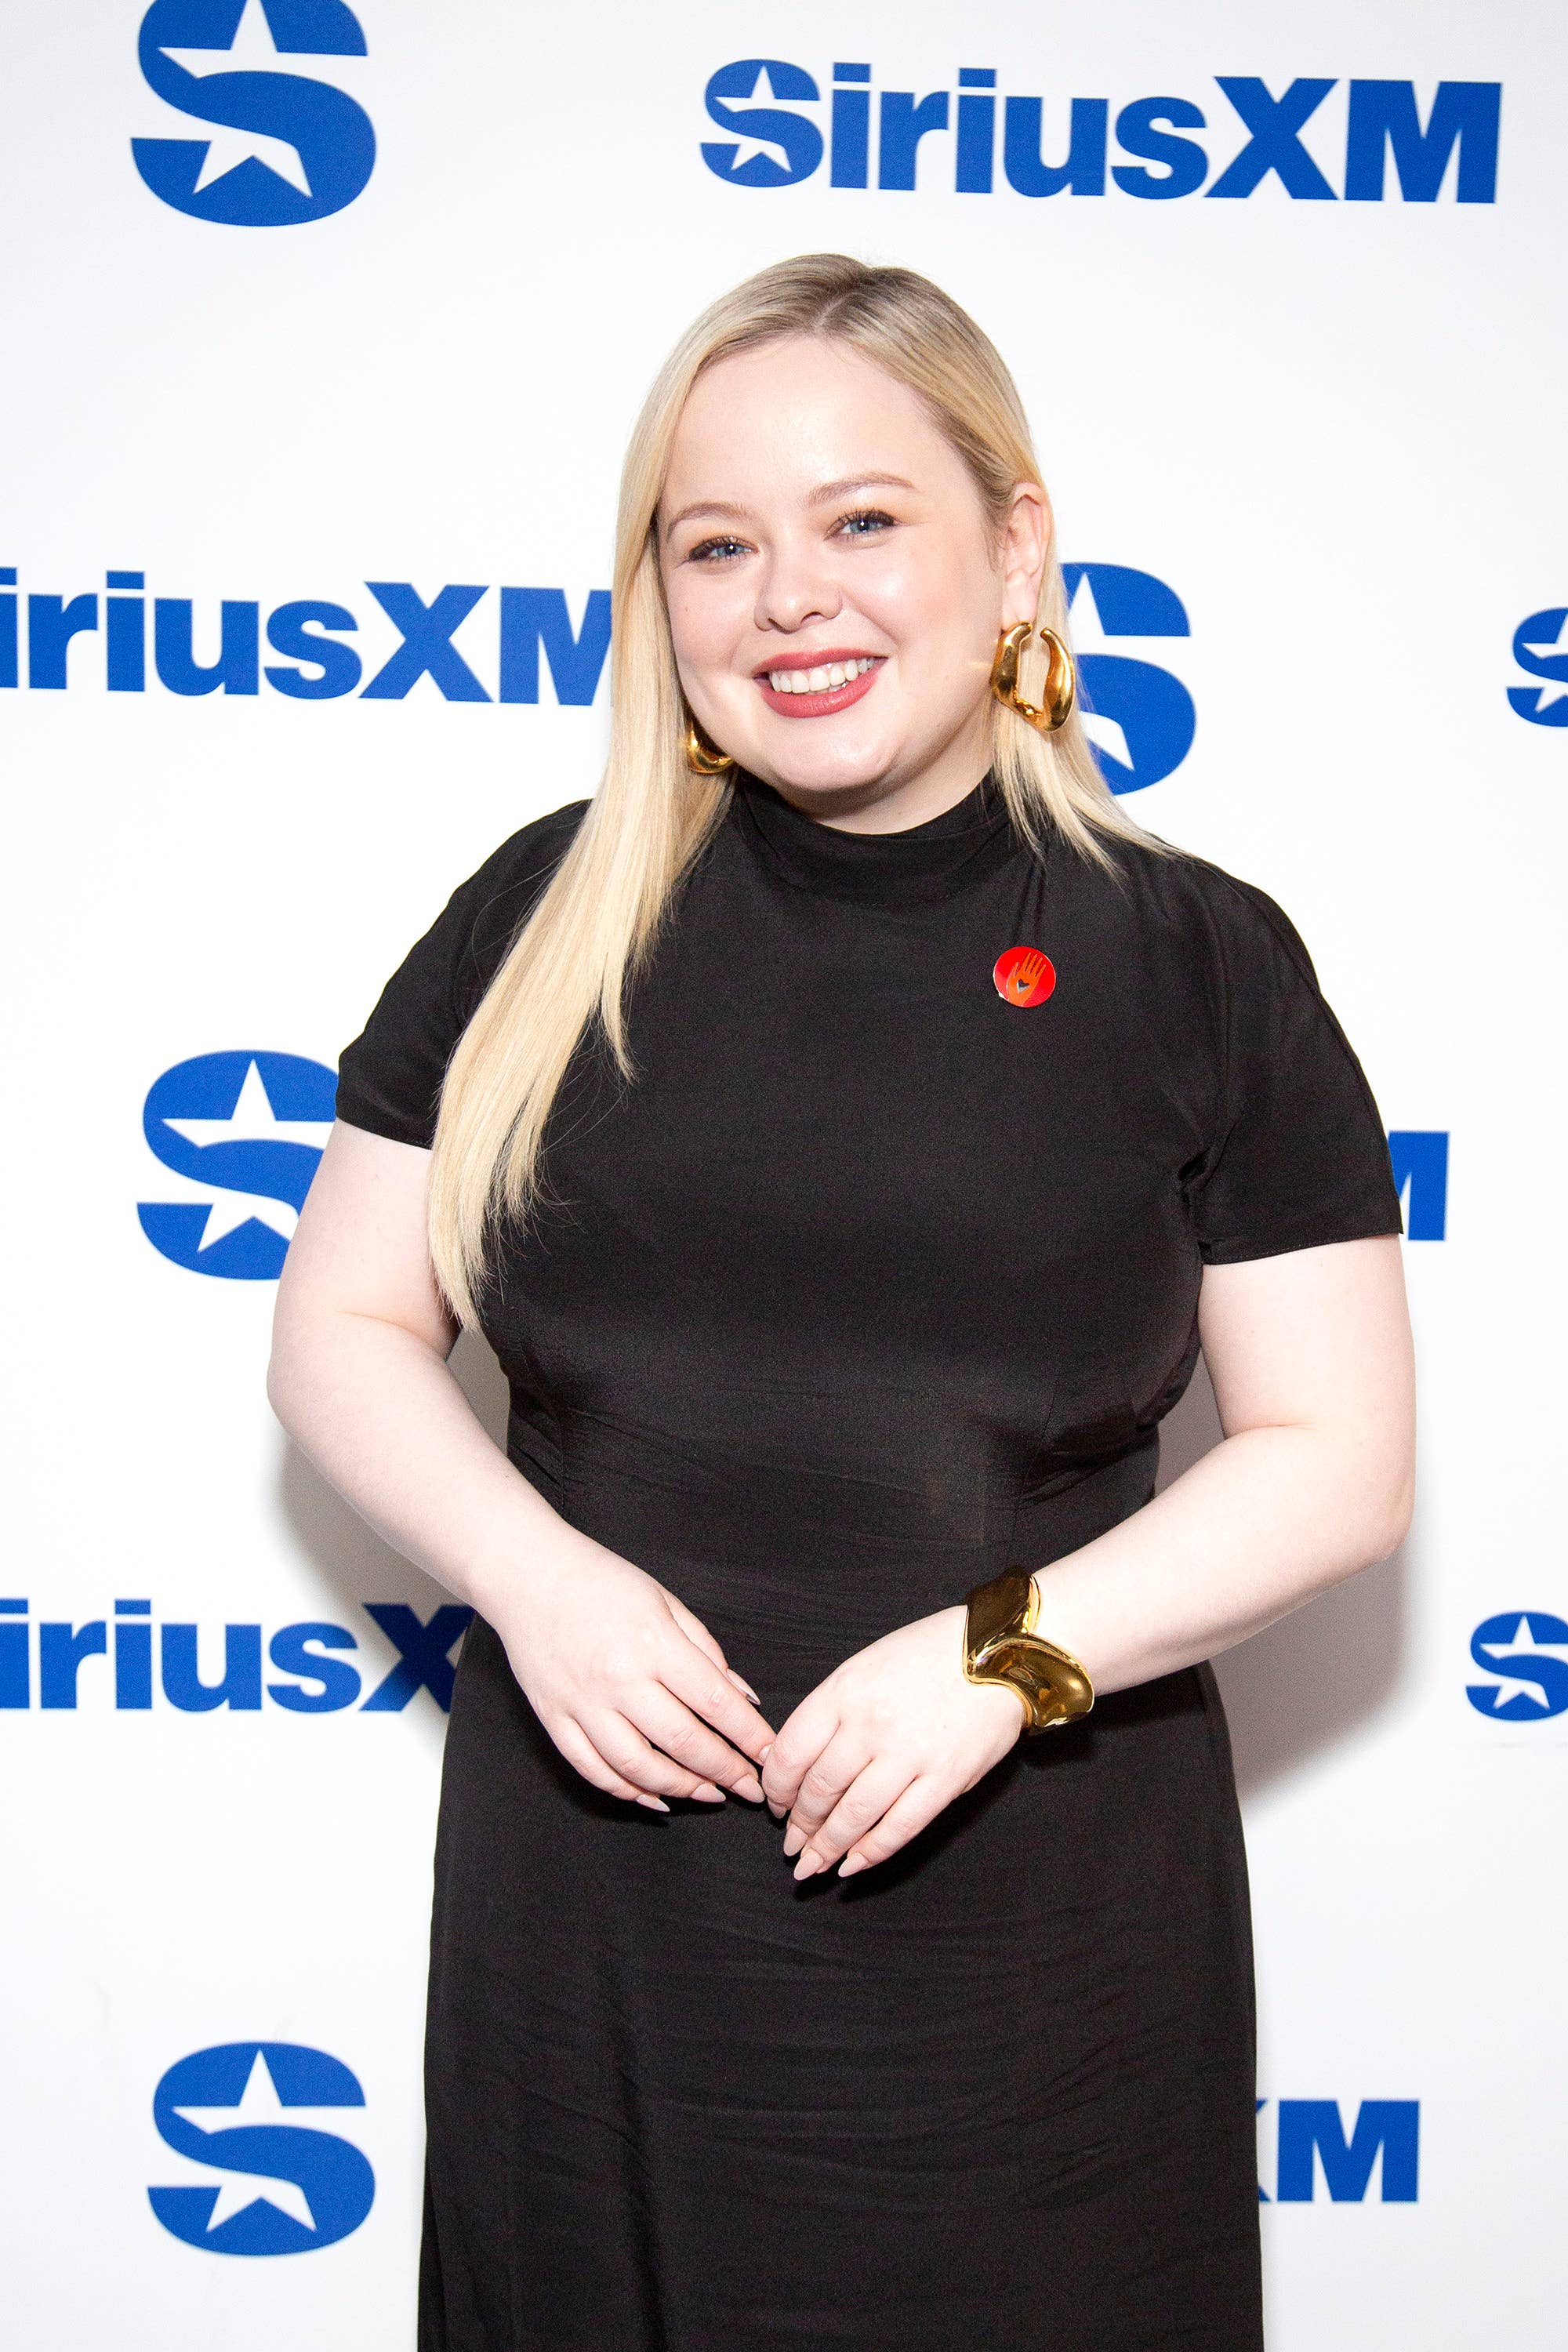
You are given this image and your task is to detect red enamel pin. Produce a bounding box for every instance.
[993,944,1057,1007]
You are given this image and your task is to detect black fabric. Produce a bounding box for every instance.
[335,771,1403,2352]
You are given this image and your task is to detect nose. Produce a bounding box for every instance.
[753,533,843,637]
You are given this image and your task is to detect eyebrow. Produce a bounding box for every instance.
[661,473,918,538]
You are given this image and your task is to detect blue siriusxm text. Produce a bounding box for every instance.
[1258,2099,1419,2201]
[0,1597,471,1713]
[702,66,1501,204]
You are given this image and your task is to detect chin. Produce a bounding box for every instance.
[747,727,904,797]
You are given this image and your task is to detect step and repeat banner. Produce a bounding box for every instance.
[2,2,1563,2344]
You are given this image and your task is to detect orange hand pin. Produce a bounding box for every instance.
[993,945,1057,1007]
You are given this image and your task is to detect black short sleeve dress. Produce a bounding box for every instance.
[335,771,1403,2352]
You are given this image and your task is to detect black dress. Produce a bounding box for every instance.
[335,771,1403,2352]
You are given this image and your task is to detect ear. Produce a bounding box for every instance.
[1000,481,1052,628]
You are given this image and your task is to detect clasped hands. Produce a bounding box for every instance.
[502,1539,1028,1882]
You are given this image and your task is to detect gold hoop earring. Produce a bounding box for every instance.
[990,622,1075,733]
[684,717,736,776]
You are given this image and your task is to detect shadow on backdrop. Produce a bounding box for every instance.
[1156,1356,1409,1801]
[274,1333,1406,1801]
[272,1326,513,1751]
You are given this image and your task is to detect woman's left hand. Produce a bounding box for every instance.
[759,1605,1028,1881]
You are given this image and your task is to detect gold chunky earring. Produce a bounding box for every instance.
[990,622,1075,732]
[684,716,736,775]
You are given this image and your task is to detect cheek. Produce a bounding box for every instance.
[665,573,750,675]
[860,544,996,674]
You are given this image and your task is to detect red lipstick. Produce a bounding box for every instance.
[753,651,886,720]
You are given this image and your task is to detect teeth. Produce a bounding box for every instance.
[765,657,877,694]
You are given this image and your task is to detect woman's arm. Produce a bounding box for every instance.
[1025,1232,1415,1693]
[760,1234,1415,1878]
[267,1120,775,1808]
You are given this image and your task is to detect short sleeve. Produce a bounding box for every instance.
[334,800,587,1150]
[1185,869,1405,1265]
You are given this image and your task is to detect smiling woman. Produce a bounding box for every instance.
[269,253,1414,2351]
[660,344,1044,798]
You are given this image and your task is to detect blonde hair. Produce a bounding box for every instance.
[428,252,1157,1326]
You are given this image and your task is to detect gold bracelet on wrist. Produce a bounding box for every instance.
[961,1568,1095,1736]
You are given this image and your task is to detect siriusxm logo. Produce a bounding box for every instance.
[2,561,1181,779]
[0,1597,471,1713]
[134,0,374,227]
[1258,2099,1419,2202]
[1388,1130,1447,1240]
[1508,608,1568,728]
[1466,1613,1568,1722]
[0,568,610,706]
[1068,565,1192,794]
[151,2042,373,2254]
[141,1053,336,1280]
[702,65,1501,204]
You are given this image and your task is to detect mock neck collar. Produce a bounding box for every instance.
[728,768,1020,906]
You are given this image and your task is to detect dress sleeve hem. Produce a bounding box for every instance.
[1197,1207,1406,1267]
[332,1094,436,1152]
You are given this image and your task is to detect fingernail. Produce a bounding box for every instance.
[757,1742,772,1762]
[693,1781,726,1803]
[636,1795,670,1813]
[837,1854,867,1876]
[728,1671,761,1703]
[793,1851,826,1882]
[781,1825,806,1858]
[734,1773,765,1803]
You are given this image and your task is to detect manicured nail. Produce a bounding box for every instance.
[635,1795,670,1813]
[734,1773,765,1803]
[781,1824,807,1857]
[757,1743,772,1762]
[793,1851,826,1881]
[693,1781,726,1802]
[728,1670,761,1703]
[838,1854,867,1876]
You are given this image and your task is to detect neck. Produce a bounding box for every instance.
[758,720,996,837]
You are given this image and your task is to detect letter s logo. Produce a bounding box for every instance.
[133,0,375,227]
[137,1051,337,1281]
[1466,1611,1568,1721]
[702,60,823,187]
[1508,608,1568,728]
[1062,563,1196,794]
[150,2042,375,2254]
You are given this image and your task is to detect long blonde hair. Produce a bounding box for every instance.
[429,252,1156,1325]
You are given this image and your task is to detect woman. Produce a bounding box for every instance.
[269,253,1414,2350]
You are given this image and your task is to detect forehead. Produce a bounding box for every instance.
[662,336,961,500]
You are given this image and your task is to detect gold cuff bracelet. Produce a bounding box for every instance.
[961,1568,1095,1737]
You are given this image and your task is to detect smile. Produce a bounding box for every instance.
[753,652,885,718]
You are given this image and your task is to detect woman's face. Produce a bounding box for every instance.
[658,335,1048,828]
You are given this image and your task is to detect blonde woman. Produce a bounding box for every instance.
[269,254,1414,2350]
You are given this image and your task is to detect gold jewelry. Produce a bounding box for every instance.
[684,716,736,775]
[961,1567,1094,1736]
[990,621,1075,732]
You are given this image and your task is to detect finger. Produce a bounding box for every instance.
[662,1642,776,1762]
[632,1684,767,1801]
[659,1589,741,1681]
[835,1775,950,1876]
[552,1715,673,1811]
[781,1728,873,1849]
[794,1759,916,1872]
[760,1686,843,1814]
[653,1588,761,1704]
[586,1711,731,1806]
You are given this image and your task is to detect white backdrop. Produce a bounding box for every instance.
[2,2,1564,2343]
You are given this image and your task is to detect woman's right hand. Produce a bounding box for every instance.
[489,1535,776,1810]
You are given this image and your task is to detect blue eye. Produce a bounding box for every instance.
[837,508,895,538]
[688,536,749,564]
